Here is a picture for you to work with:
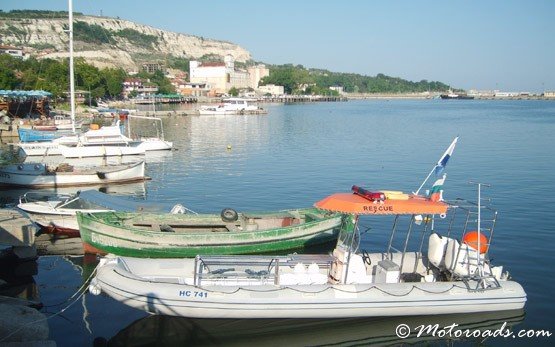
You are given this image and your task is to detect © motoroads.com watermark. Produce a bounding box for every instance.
[395,322,552,340]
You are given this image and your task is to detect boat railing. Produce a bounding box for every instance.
[193,254,335,286]
[19,191,73,205]
[194,255,283,286]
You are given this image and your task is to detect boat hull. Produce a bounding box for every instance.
[0,161,146,188]
[59,144,145,158]
[77,209,343,257]
[93,257,527,319]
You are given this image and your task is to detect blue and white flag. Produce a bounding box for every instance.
[434,137,458,176]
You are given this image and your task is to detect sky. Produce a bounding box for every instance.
[2,0,554,92]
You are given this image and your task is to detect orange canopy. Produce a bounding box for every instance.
[314,193,448,215]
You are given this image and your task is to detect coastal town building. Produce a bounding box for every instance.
[190,55,269,95]
[0,45,26,59]
[122,78,159,98]
[179,82,211,97]
[544,91,555,98]
[247,65,270,88]
[142,62,164,74]
[258,84,284,96]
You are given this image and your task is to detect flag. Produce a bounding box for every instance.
[429,174,447,202]
[434,137,458,176]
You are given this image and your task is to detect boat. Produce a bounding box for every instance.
[19,121,163,157]
[54,114,83,130]
[77,207,345,257]
[198,98,263,115]
[58,142,145,158]
[18,122,146,157]
[0,160,146,188]
[18,189,181,237]
[439,90,474,99]
[89,139,526,318]
[17,127,60,142]
[89,185,526,318]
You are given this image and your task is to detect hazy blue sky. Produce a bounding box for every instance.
[2,0,554,92]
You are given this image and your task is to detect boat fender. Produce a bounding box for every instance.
[88,279,101,296]
[96,172,107,179]
[221,208,238,222]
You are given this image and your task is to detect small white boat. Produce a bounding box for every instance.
[18,123,130,156]
[199,98,261,115]
[90,187,526,318]
[18,189,176,235]
[0,160,146,188]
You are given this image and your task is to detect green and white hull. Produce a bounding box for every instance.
[77,208,345,257]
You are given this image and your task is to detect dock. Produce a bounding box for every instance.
[261,95,348,103]
[0,209,37,260]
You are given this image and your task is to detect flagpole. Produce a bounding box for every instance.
[414,166,435,195]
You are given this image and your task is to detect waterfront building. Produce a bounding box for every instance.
[258,84,284,96]
[190,54,269,94]
[122,78,158,98]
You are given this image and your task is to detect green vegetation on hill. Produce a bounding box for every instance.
[260,64,451,94]
[0,54,128,99]
[72,21,159,48]
[0,54,175,99]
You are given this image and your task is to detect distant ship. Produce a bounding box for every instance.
[439,91,474,100]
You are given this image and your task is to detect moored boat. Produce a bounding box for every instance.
[90,187,526,318]
[90,139,526,318]
[18,189,180,236]
[0,160,146,188]
[199,98,263,115]
[77,208,345,257]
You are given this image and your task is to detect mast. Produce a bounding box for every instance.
[68,0,76,133]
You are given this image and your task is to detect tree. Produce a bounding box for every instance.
[228,87,239,96]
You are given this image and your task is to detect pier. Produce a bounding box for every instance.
[260,95,348,103]
[0,209,37,260]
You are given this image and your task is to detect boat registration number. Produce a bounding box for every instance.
[179,290,208,298]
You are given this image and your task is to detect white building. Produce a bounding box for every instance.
[0,45,25,59]
[190,55,269,94]
[258,84,284,96]
[248,64,270,88]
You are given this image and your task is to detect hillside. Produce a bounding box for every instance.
[0,11,251,71]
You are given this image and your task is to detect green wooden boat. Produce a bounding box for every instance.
[76,208,346,257]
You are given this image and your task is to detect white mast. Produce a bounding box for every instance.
[68,0,76,133]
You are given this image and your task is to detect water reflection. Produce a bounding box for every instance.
[101,310,525,346]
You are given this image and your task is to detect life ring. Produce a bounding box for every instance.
[221,208,238,222]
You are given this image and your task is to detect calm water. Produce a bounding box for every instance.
[1,99,554,345]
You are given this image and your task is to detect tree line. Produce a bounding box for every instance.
[0,54,175,101]
[260,64,451,94]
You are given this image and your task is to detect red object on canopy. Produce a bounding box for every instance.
[314,193,448,215]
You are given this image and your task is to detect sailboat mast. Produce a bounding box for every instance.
[68,0,76,133]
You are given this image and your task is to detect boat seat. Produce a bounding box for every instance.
[428,232,449,269]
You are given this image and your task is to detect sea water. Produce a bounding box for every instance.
[1,99,554,346]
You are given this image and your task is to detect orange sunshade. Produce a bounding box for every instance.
[314,193,448,215]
